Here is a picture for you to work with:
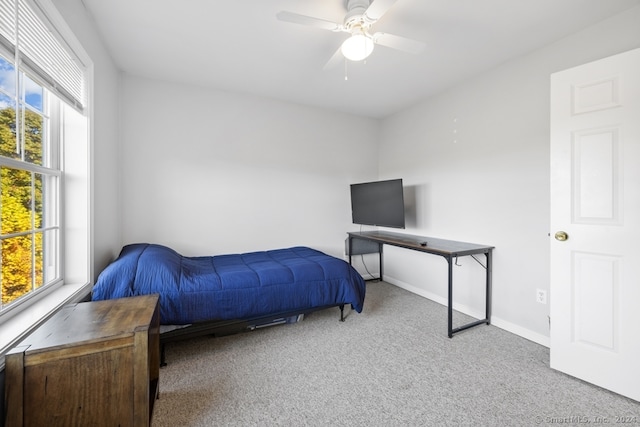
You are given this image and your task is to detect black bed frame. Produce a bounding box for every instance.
[159,304,346,366]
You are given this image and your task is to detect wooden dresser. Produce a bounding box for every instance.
[4,294,160,427]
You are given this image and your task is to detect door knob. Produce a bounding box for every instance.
[554,231,568,241]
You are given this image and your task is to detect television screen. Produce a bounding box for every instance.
[350,178,405,229]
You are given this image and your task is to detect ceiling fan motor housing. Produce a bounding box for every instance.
[344,0,372,29]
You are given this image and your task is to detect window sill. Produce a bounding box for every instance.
[0,282,92,369]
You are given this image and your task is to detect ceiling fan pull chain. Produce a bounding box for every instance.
[344,58,349,81]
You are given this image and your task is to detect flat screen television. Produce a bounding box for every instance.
[350,178,405,229]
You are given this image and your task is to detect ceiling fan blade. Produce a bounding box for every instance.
[276,11,343,32]
[323,46,345,71]
[363,0,398,24]
[372,32,425,54]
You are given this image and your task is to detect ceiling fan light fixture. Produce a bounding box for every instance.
[341,33,374,61]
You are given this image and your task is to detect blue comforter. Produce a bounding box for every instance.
[92,244,366,325]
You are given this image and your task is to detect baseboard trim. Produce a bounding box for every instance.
[383,276,550,348]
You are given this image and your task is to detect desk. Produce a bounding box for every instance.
[347,230,494,337]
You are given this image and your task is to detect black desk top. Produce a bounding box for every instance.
[347,230,494,257]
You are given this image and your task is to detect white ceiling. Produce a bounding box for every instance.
[80,0,640,118]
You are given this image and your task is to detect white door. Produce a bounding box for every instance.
[550,47,640,401]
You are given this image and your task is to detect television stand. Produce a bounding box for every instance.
[347,230,494,337]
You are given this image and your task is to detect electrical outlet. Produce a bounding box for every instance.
[536,289,547,304]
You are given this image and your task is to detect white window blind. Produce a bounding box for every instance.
[0,0,85,111]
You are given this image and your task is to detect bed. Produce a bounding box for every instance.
[92,243,366,362]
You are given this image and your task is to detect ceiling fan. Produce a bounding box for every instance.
[276,0,425,68]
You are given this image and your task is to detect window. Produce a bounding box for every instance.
[0,0,88,316]
[0,53,61,309]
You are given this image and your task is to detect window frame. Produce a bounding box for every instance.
[0,0,93,366]
[0,31,64,315]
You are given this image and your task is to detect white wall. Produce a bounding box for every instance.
[119,75,379,258]
[51,0,122,280]
[378,5,640,344]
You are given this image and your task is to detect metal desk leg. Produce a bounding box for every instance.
[485,250,492,325]
[379,243,384,281]
[449,250,492,337]
[447,256,454,338]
